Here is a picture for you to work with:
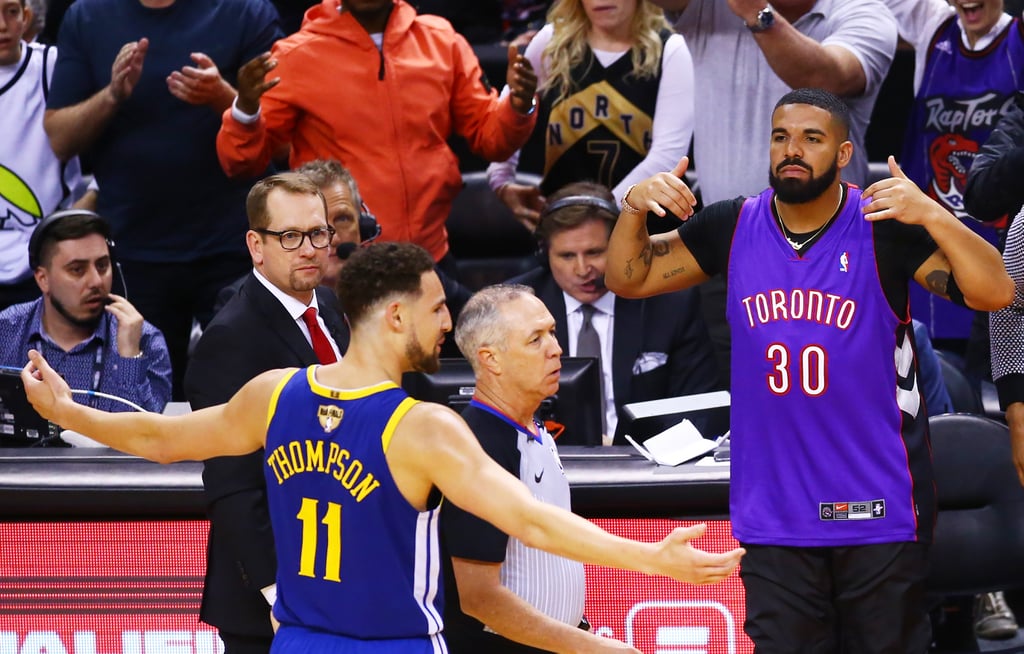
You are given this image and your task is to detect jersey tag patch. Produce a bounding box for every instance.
[819,499,885,521]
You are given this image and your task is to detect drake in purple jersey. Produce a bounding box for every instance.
[605,88,1012,652]
[728,184,931,547]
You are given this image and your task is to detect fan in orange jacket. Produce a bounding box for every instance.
[217,0,538,263]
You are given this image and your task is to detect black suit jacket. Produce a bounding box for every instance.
[183,273,348,637]
[509,267,723,444]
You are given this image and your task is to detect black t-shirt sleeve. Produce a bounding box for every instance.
[440,408,519,563]
[873,219,939,317]
[676,198,745,278]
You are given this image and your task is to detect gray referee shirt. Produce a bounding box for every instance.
[441,401,586,653]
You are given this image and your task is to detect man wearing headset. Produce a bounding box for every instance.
[508,181,723,445]
[0,209,171,414]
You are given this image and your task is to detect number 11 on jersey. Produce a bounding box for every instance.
[297,496,343,582]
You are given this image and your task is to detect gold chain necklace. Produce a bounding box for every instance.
[773,189,843,251]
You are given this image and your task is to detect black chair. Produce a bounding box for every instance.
[928,413,1024,651]
[929,413,1024,646]
[936,350,984,415]
[929,413,1024,595]
[446,171,540,291]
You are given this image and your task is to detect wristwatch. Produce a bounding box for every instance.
[746,5,775,33]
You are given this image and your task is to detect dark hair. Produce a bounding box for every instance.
[336,242,436,327]
[774,88,851,139]
[535,181,617,245]
[245,172,327,230]
[34,211,112,269]
[295,159,363,207]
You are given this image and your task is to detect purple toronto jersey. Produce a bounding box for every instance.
[726,186,935,547]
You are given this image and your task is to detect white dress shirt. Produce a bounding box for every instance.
[252,269,342,361]
[564,291,617,443]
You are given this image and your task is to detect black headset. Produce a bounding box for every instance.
[534,194,619,266]
[337,201,383,261]
[358,200,381,243]
[28,209,127,296]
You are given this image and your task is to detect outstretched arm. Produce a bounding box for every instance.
[22,349,271,462]
[862,156,1014,311]
[391,403,743,585]
[605,157,709,299]
[452,558,640,653]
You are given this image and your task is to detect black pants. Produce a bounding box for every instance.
[118,255,250,400]
[740,542,931,654]
[218,631,272,654]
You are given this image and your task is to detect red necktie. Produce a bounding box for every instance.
[301,307,338,364]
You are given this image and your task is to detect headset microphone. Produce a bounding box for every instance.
[335,242,359,260]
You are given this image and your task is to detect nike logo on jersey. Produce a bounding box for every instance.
[534,469,544,484]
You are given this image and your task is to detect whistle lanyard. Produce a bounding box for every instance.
[35,335,105,407]
[468,398,544,444]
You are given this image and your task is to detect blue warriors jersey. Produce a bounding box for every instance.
[263,367,445,646]
[726,187,935,547]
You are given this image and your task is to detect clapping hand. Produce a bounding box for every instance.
[109,38,148,103]
[167,52,235,111]
[505,44,538,115]
[236,52,280,115]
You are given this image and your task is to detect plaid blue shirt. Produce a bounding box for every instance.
[0,298,171,412]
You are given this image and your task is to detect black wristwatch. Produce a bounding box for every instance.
[746,5,775,33]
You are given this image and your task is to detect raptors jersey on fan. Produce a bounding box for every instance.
[726,186,935,547]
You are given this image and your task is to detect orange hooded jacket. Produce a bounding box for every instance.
[217,0,536,260]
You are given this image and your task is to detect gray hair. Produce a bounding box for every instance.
[295,159,363,208]
[455,284,535,373]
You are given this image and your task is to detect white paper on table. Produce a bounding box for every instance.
[623,418,718,466]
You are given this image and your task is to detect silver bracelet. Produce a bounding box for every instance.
[621,184,643,215]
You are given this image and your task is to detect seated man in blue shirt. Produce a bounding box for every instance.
[0,210,170,413]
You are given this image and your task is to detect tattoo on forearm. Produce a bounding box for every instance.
[925,270,950,296]
[663,266,686,279]
[640,241,670,266]
[624,259,634,280]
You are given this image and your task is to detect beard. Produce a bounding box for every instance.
[769,157,840,204]
[290,268,322,294]
[51,293,104,331]
[406,333,441,374]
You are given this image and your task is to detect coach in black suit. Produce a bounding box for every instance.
[184,173,348,653]
[510,182,722,445]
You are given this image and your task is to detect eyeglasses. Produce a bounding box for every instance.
[256,226,336,250]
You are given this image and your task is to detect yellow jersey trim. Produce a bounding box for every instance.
[305,365,400,400]
[267,368,301,428]
[381,397,419,453]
